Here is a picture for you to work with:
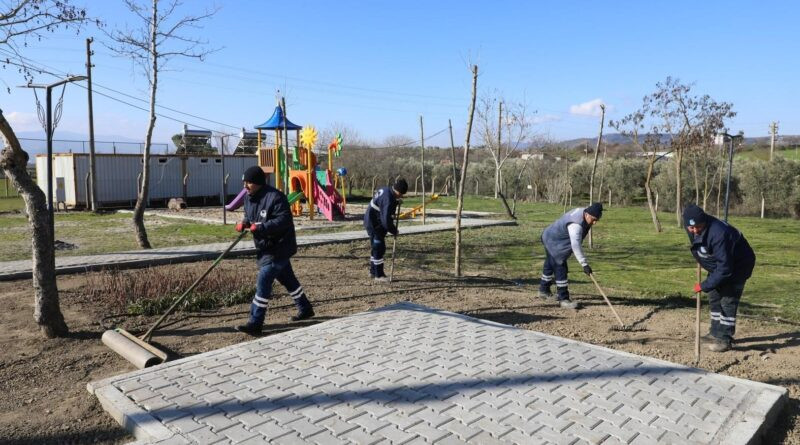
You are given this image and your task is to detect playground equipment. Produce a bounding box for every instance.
[225,99,347,221]
[399,193,439,219]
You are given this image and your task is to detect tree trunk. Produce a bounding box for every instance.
[588,105,605,248]
[0,112,68,337]
[448,119,458,194]
[455,65,478,277]
[644,153,662,232]
[674,147,683,227]
[691,154,700,205]
[494,101,502,199]
[132,1,159,249]
[588,105,606,204]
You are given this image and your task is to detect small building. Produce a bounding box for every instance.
[35,152,264,209]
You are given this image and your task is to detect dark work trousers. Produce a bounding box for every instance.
[708,281,745,343]
[368,231,387,277]
[249,258,303,326]
[539,247,570,301]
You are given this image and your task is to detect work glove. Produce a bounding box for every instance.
[693,283,703,293]
[249,223,260,233]
[582,264,592,275]
[235,222,247,232]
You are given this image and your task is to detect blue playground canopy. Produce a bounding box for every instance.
[254,105,302,130]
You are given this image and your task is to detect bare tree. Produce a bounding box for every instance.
[105,0,218,248]
[454,65,478,277]
[0,0,90,337]
[611,112,662,232]
[643,77,734,226]
[476,94,533,198]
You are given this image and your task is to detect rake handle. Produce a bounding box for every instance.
[389,202,401,283]
[695,263,702,362]
[141,230,247,343]
[588,273,625,328]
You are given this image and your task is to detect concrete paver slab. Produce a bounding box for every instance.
[0,219,513,280]
[88,303,786,445]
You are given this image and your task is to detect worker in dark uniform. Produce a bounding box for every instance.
[538,203,603,309]
[364,178,408,282]
[683,204,755,352]
[235,166,314,335]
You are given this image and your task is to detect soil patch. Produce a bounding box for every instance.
[1,242,798,444]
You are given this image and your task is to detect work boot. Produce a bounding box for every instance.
[708,339,731,352]
[291,308,315,322]
[700,332,716,343]
[291,295,315,322]
[558,299,579,309]
[235,323,262,336]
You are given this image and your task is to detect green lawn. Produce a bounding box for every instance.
[387,195,800,323]
[0,197,24,212]
[2,193,798,322]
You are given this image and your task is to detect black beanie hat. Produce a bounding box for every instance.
[682,204,707,226]
[242,166,266,186]
[585,202,603,219]
[393,178,409,195]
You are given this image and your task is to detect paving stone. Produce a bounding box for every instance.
[90,302,787,445]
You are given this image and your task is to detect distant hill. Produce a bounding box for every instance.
[558,133,800,150]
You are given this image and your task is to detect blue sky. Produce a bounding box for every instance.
[2,0,798,149]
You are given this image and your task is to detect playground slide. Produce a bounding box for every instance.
[287,190,304,205]
[225,188,248,211]
[312,169,345,221]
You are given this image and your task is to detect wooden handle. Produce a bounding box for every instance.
[695,264,702,362]
[589,273,625,328]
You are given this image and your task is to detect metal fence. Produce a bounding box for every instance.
[18,138,170,155]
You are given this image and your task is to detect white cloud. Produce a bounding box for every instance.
[5,111,41,130]
[569,99,612,117]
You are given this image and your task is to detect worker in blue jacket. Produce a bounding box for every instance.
[683,204,755,352]
[234,166,314,335]
[538,203,603,309]
[364,178,408,282]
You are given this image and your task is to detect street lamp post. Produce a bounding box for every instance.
[22,75,87,237]
[714,130,744,222]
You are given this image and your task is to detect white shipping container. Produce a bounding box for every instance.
[35,153,259,208]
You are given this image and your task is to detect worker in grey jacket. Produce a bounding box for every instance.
[538,203,603,309]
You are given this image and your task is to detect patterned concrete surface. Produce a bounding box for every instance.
[88,303,786,445]
[0,218,513,281]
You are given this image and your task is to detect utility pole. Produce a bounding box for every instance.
[769,121,778,162]
[419,115,426,225]
[86,37,98,211]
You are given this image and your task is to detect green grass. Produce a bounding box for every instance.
[0,197,24,212]
[0,211,241,261]
[739,146,800,161]
[389,194,800,323]
[2,192,799,323]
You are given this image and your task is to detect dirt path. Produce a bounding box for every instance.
[1,242,798,444]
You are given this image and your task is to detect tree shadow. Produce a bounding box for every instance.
[463,309,561,326]
[65,330,103,340]
[734,331,800,353]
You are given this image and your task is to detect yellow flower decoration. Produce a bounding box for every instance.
[300,126,318,149]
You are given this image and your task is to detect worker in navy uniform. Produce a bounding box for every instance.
[538,203,603,309]
[364,178,408,282]
[234,166,314,335]
[683,204,755,352]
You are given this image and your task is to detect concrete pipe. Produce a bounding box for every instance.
[102,329,162,369]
